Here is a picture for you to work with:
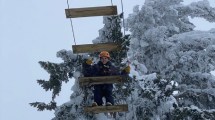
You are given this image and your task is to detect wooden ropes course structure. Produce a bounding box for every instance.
[65,0,128,114]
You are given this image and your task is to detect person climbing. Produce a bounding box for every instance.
[82,51,131,107]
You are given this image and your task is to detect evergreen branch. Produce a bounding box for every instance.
[37,80,51,91]
[172,106,215,120]
[29,101,56,111]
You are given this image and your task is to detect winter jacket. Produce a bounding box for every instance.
[83,61,119,77]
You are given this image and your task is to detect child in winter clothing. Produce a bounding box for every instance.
[82,51,130,106]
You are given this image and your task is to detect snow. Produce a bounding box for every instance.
[125,0,215,119]
[94,113,111,120]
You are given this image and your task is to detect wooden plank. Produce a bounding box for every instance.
[72,43,119,54]
[65,6,117,18]
[84,104,128,113]
[79,76,123,86]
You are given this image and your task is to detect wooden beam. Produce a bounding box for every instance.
[72,43,119,54]
[79,76,123,86]
[84,104,128,113]
[65,6,117,18]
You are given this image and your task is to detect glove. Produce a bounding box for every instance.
[85,58,93,65]
[124,65,131,73]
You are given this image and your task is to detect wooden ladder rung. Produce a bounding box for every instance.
[79,76,123,86]
[72,43,119,54]
[65,6,117,18]
[84,104,128,113]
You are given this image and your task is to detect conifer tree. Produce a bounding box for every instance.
[126,0,215,119]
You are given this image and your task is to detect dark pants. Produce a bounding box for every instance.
[93,84,114,106]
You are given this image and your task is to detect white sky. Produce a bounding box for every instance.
[0,0,214,120]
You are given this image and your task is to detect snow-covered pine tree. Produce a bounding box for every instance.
[92,14,130,64]
[126,0,215,119]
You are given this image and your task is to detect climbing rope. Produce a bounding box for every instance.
[120,0,126,36]
[130,90,136,119]
[66,0,77,45]
[120,2,135,117]
[110,0,113,6]
[119,0,130,65]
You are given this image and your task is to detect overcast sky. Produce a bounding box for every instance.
[0,0,214,120]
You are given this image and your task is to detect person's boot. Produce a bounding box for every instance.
[92,102,98,107]
[106,102,112,106]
